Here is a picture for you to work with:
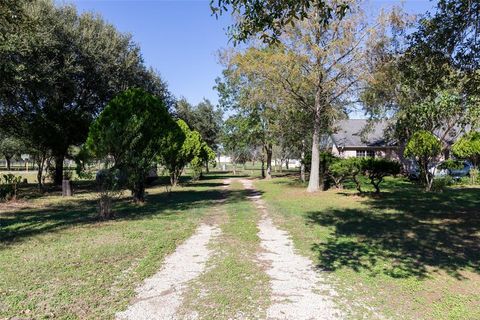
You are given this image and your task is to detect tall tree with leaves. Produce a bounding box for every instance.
[0,0,170,185]
[175,98,223,152]
[221,115,254,175]
[86,88,180,203]
[363,0,480,151]
[220,1,393,191]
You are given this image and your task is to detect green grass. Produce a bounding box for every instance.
[0,177,227,319]
[254,175,480,319]
[180,180,270,319]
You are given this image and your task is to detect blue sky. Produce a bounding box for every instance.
[65,0,436,106]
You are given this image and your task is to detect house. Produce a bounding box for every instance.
[330,119,401,160]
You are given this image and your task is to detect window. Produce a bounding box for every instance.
[356,150,375,158]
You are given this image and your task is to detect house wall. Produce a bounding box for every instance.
[332,146,401,161]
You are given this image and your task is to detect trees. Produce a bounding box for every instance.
[219,47,289,179]
[221,115,252,175]
[191,142,217,180]
[452,132,480,169]
[0,133,24,170]
[175,98,223,155]
[0,0,170,185]
[404,131,442,191]
[86,88,180,203]
[362,0,480,151]
[160,120,203,187]
[452,132,480,184]
[222,1,390,191]
[210,0,348,43]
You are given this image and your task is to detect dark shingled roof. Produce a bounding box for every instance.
[331,119,393,148]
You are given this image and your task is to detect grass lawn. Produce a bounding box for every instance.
[254,175,480,319]
[0,176,227,319]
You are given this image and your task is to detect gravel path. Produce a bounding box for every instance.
[240,179,343,320]
[116,223,221,320]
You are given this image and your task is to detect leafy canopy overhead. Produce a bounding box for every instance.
[210,0,349,43]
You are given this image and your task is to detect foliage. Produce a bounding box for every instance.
[218,1,396,191]
[362,0,480,147]
[360,158,401,193]
[191,142,216,181]
[95,168,126,219]
[221,115,254,175]
[86,88,179,202]
[176,98,223,151]
[431,175,454,193]
[328,159,350,189]
[469,168,479,185]
[452,131,480,168]
[437,159,464,171]
[0,173,22,201]
[0,0,171,185]
[328,157,363,191]
[159,120,202,186]
[210,0,348,43]
[404,131,441,191]
[0,133,24,170]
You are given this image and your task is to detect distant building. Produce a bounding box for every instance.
[330,119,401,160]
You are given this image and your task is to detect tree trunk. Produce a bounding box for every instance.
[170,171,179,187]
[261,159,265,178]
[133,180,145,203]
[265,143,273,179]
[300,139,306,183]
[62,179,73,196]
[53,155,64,186]
[36,153,46,192]
[307,119,321,192]
[286,159,289,170]
[205,161,210,173]
[5,157,11,171]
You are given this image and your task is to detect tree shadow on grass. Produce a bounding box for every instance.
[0,182,257,245]
[307,187,480,279]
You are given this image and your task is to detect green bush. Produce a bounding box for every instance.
[432,176,454,192]
[361,158,401,193]
[0,174,22,201]
[328,158,363,191]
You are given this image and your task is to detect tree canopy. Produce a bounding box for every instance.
[211,0,349,43]
[86,88,180,202]
[0,0,171,185]
[404,130,442,191]
[452,131,480,168]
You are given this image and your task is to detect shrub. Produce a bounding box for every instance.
[0,174,22,201]
[432,176,454,192]
[95,169,126,219]
[361,158,401,193]
[328,158,363,191]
